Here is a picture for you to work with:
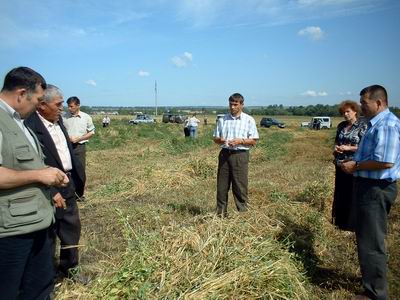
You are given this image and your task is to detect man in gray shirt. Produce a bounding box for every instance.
[0,67,69,300]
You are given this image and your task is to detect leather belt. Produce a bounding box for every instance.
[221,148,247,154]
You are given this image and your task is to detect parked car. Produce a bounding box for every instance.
[162,113,187,124]
[300,121,310,127]
[128,114,155,125]
[260,117,285,128]
[309,117,331,129]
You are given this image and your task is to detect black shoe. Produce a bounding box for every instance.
[76,195,86,202]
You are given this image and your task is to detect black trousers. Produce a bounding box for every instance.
[72,143,86,172]
[354,177,397,300]
[216,149,249,216]
[0,228,54,300]
[53,196,81,276]
[332,166,356,231]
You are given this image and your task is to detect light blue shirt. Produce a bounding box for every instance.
[213,112,259,151]
[354,108,400,182]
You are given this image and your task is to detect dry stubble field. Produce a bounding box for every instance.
[55,115,399,300]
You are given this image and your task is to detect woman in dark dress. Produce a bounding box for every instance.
[332,100,367,231]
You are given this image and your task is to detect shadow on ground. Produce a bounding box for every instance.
[276,217,361,294]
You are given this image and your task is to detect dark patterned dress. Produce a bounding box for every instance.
[332,119,368,231]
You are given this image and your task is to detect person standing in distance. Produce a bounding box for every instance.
[63,96,95,201]
[187,113,200,138]
[25,85,85,281]
[213,93,259,217]
[341,85,400,300]
[0,67,69,300]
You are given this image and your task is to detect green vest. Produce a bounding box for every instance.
[0,108,54,238]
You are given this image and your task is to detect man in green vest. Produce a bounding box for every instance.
[0,67,69,300]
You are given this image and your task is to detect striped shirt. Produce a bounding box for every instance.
[213,112,259,150]
[354,108,400,182]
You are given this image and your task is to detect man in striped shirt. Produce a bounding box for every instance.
[342,85,400,300]
[213,93,259,217]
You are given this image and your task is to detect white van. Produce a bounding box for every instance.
[309,117,332,129]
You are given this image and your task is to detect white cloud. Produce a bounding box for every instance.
[298,26,324,40]
[171,52,193,68]
[302,90,328,97]
[183,51,193,61]
[85,79,97,86]
[340,91,353,96]
[138,70,150,77]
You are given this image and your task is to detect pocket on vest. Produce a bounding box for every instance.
[15,145,35,161]
[0,193,44,228]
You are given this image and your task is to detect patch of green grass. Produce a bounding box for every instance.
[256,131,294,160]
[162,128,214,155]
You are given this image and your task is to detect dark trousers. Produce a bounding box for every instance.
[332,166,356,231]
[354,177,397,300]
[0,228,54,300]
[73,143,86,197]
[53,197,81,276]
[73,143,86,172]
[216,149,249,216]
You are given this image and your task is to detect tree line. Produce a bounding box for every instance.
[80,104,400,118]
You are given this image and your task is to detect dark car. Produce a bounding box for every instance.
[162,113,187,124]
[260,117,285,128]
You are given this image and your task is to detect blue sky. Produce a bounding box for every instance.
[0,0,399,107]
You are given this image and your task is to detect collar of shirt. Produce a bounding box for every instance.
[0,98,22,121]
[37,111,56,129]
[369,108,390,128]
[228,112,242,120]
[74,111,83,118]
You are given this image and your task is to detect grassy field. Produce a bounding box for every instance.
[55,115,399,299]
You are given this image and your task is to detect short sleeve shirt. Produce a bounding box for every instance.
[354,109,400,181]
[63,111,95,144]
[213,112,259,150]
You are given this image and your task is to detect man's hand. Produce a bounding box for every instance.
[227,138,243,147]
[213,137,226,145]
[69,136,80,144]
[39,167,69,187]
[53,192,67,209]
[341,160,356,174]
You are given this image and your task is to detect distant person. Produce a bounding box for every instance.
[183,118,190,138]
[204,116,208,125]
[102,114,110,127]
[187,113,200,138]
[213,93,259,217]
[332,100,367,231]
[316,119,321,130]
[64,96,95,200]
[341,85,400,300]
[312,119,318,129]
[0,67,69,300]
[25,85,85,282]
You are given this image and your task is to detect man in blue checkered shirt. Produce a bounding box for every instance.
[342,85,400,300]
[213,93,259,217]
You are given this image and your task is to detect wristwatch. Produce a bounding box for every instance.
[355,161,360,170]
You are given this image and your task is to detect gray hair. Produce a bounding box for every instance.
[42,84,63,103]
